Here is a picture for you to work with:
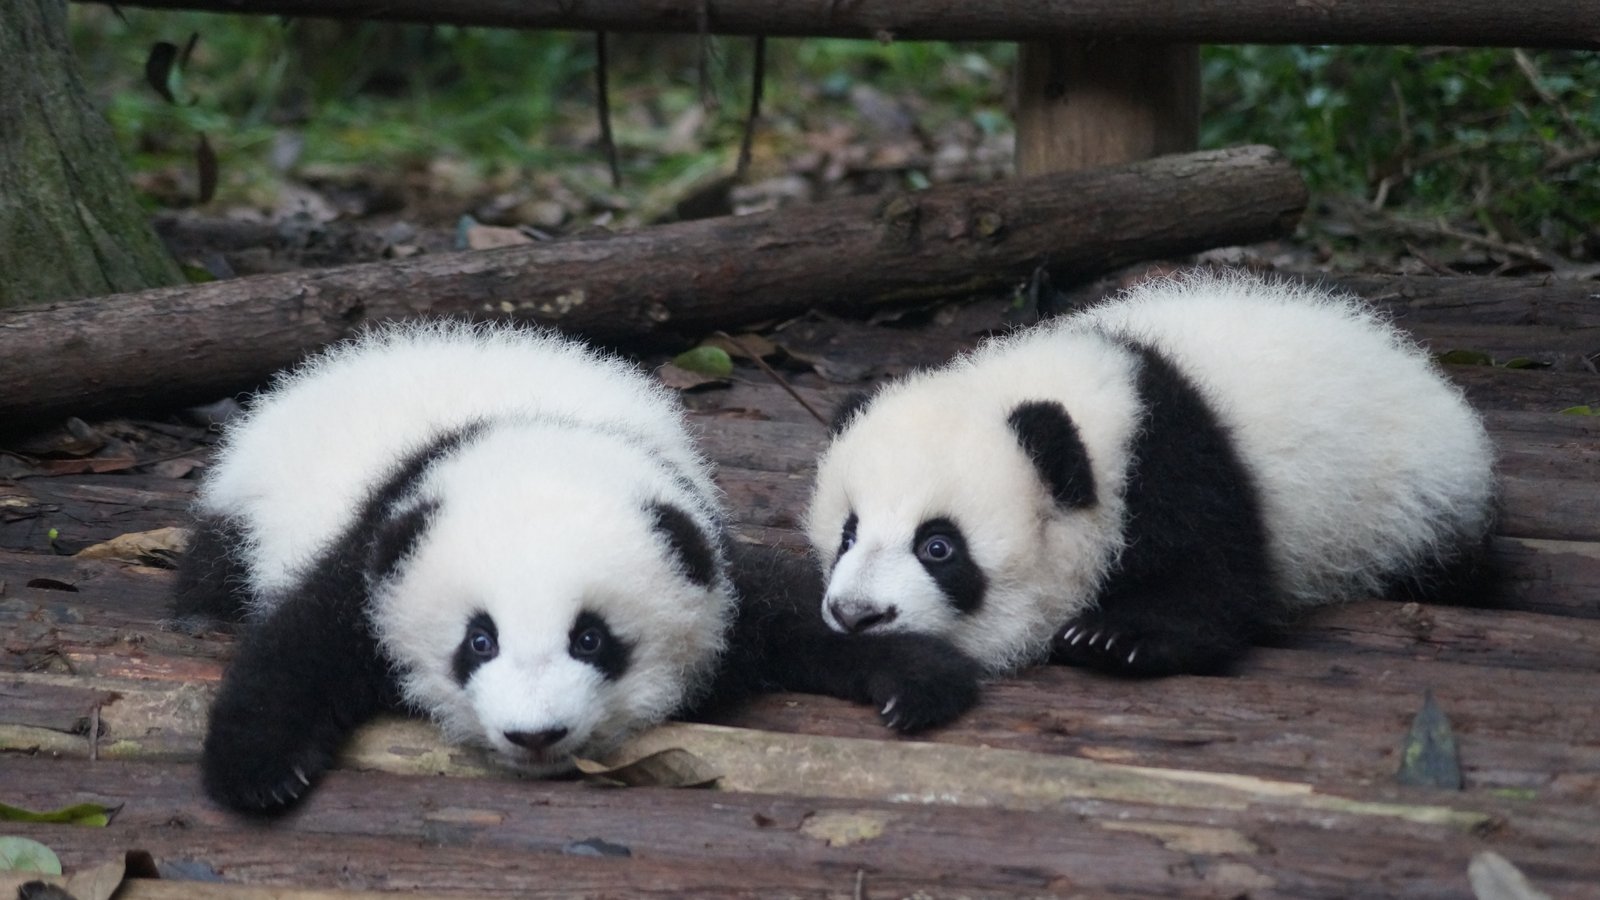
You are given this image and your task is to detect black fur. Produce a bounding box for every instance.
[569,610,633,680]
[1050,343,1275,676]
[689,542,982,733]
[913,517,986,614]
[189,424,482,816]
[170,515,251,622]
[828,391,874,435]
[1007,400,1096,508]
[649,502,718,587]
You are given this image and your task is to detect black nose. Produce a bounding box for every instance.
[830,601,897,634]
[504,728,569,750]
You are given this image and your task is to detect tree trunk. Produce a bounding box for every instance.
[1014,40,1199,176]
[0,0,182,308]
[0,145,1306,426]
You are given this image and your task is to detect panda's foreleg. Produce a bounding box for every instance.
[170,515,253,626]
[200,553,400,815]
[699,542,982,732]
[1049,576,1270,676]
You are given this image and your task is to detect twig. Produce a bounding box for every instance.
[1403,242,1457,276]
[697,1,720,112]
[1541,142,1600,176]
[714,330,828,428]
[89,703,101,761]
[1511,50,1586,142]
[736,36,766,180]
[853,869,865,900]
[594,32,621,189]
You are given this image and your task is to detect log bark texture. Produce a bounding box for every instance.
[0,145,1305,426]
[68,0,1600,48]
[1,0,182,307]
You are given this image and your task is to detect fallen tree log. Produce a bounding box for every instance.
[0,145,1303,426]
[71,0,1600,49]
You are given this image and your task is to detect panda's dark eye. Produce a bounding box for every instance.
[570,627,605,657]
[468,626,497,657]
[917,534,957,564]
[838,512,859,558]
[452,612,499,685]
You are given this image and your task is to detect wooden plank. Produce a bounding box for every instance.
[65,0,1600,48]
[4,756,1598,898]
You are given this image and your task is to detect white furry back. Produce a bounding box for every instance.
[1070,272,1496,606]
[197,320,716,606]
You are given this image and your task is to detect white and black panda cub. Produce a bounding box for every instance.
[807,271,1497,717]
[176,321,968,815]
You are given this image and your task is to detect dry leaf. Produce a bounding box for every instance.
[573,748,719,788]
[465,223,534,250]
[656,363,730,392]
[76,527,191,563]
[62,858,127,900]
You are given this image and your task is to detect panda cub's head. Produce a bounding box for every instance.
[371,421,732,774]
[805,336,1138,674]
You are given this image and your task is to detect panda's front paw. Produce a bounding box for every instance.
[201,709,333,815]
[1051,610,1241,676]
[865,636,983,733]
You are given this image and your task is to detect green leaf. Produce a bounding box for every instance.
[0,802,115,827]
[1434,349,1494,366]
[0,836,63,874]
[1396,690,1463,790]
[1499,357,1548,370]
[672,346,734,378]
[1560,405,1598,416]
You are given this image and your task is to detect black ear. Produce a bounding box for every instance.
[366,500,439,583]
[650,502,720,587]
[1007,400,1096,508]
[828,390,874,436]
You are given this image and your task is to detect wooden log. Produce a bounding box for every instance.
[67,0,1600,49]
[0,146,1305,427]
[1327,274,1600,329]
[1014,40,1198,175]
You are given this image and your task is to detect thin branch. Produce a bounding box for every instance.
[594,31,621,188]
[714,330,828,428]
[736,35,766,180]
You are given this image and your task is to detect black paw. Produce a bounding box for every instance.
[1051,610,1244,676]
[864,636,983,732]
[201,714,332,815]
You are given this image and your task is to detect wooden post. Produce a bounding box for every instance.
[1015,40,1200,176]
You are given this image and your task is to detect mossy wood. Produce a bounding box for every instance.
[0,0,181,308]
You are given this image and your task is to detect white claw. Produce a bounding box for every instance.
[270,788,285,806]
[1089,630,1104,647]
[1105,636,1118,651]
[1127,648,1139,665]
[881,696,899,717]
[293,766,311,786]
[1071,631,1085,646]
[1062,626,1079,643]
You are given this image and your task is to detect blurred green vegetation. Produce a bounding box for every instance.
[69,6,1599,259]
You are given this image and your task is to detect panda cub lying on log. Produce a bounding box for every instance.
[805,270,1497,724]
[175,321,974,815]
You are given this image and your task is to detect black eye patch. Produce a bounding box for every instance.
[569,610,633,681]
[451,612,498,685]
[837,512,859,561]
[912,517,986,614]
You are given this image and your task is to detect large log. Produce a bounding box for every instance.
[0,146,1304,427]
[70,0,1600,49]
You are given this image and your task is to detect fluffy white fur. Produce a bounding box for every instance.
[197,320,733,772]
[807,270,1496,673]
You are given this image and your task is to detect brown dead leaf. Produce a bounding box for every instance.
[76,527,191,564]
[705,332,779,361]
[465,223,534,250]
[62,857,127,900]
[33,457,140,476]
[656,363,730,392]
[573,747,720,789]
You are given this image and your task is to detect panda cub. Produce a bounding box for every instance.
[808,271,1497,698]
[175,321,738,814]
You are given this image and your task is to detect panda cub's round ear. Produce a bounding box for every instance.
[827,390,874,436]
[1007,400,1096,509]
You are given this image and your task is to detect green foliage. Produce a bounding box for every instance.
[1202,46,1600,256]
[0,836,63,875]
